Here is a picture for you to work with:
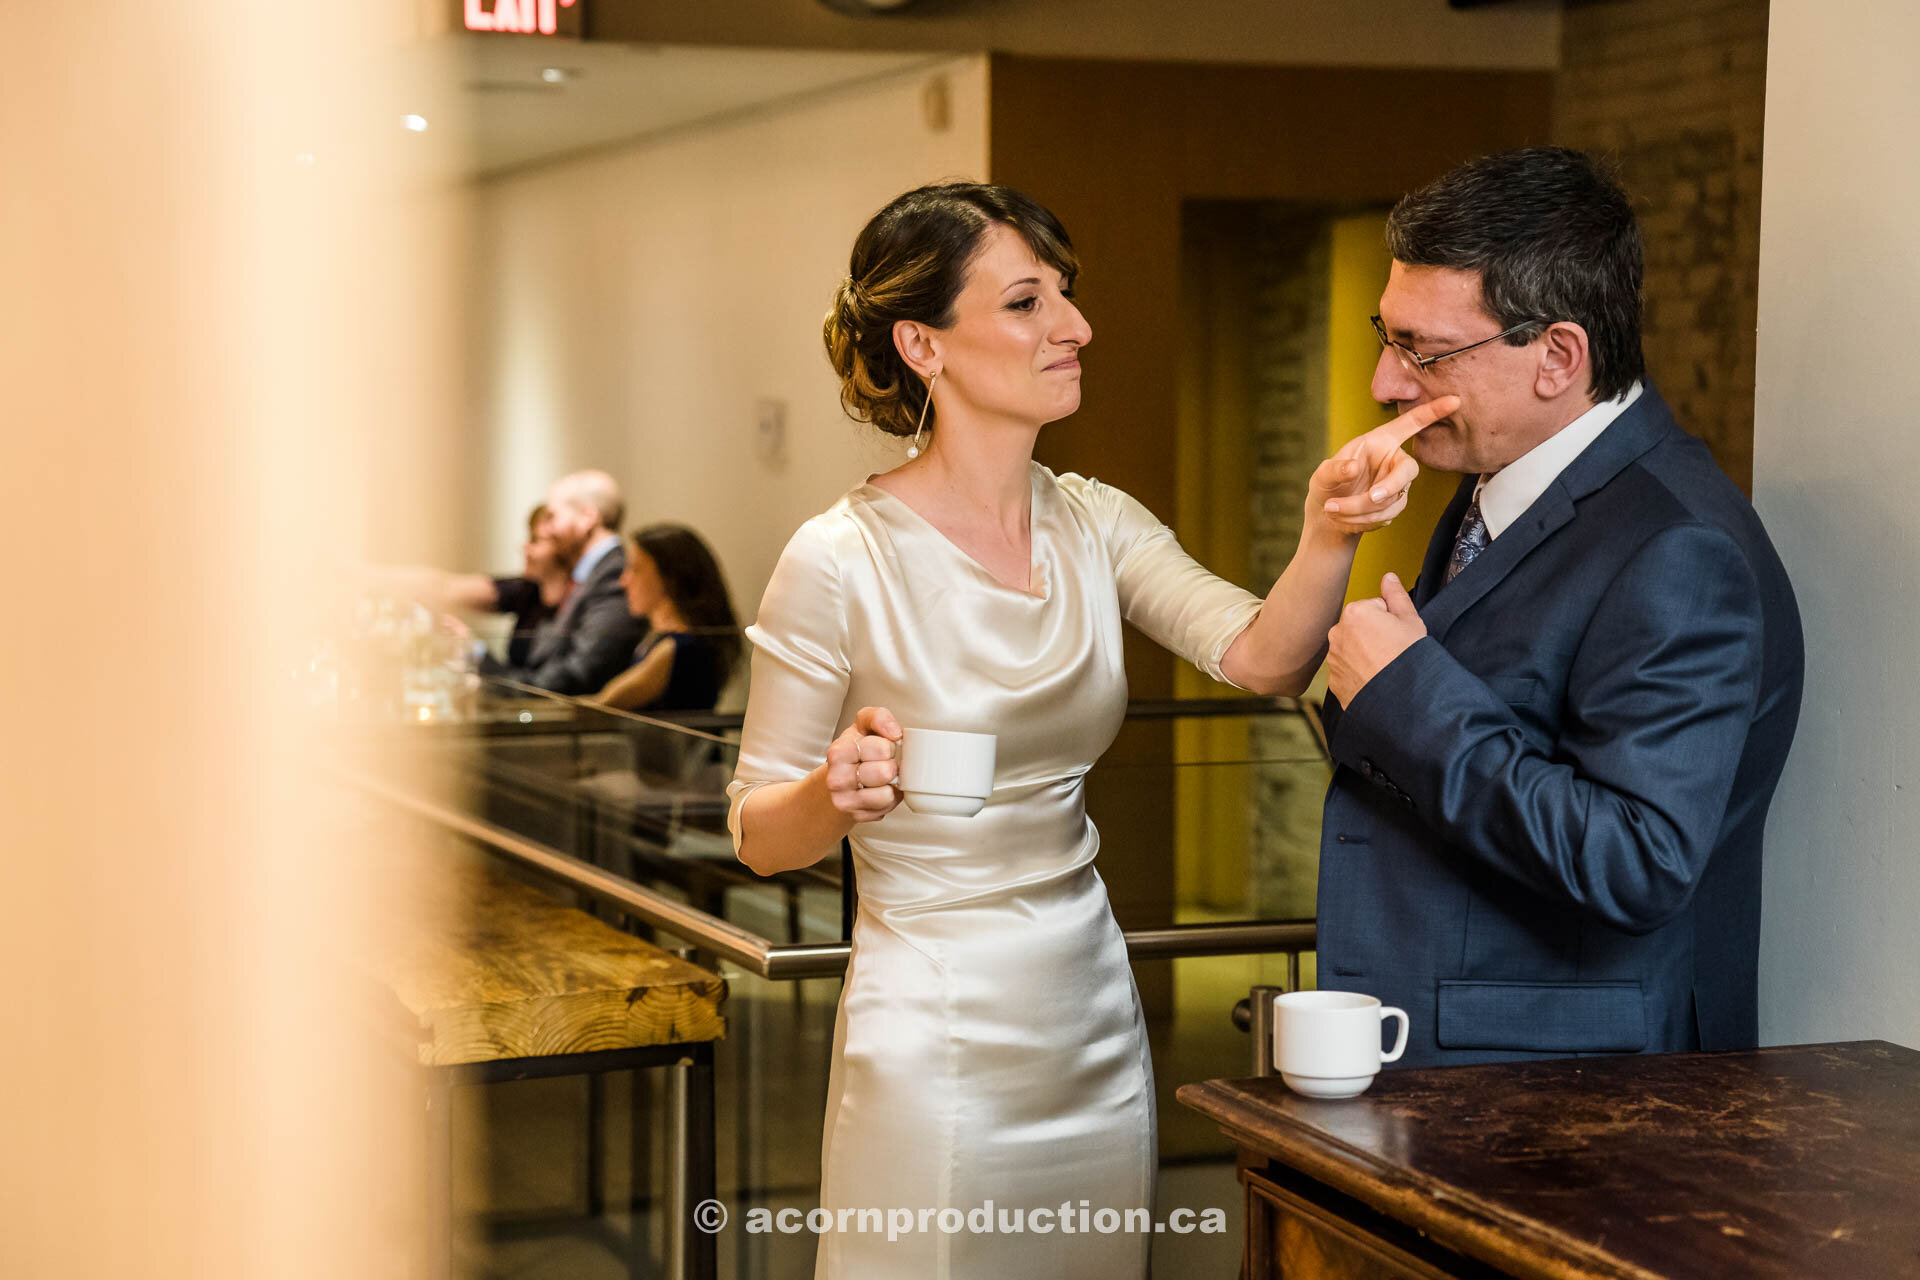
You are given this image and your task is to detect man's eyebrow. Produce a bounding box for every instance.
[1388,323,1447,347]
[999,277,1041,294]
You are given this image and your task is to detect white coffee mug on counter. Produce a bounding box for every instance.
[898,728,997,817]
[1272,990,1409,1099]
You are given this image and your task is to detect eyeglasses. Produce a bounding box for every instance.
[1371,314,1543,381]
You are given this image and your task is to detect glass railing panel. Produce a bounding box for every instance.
[360,684,1329,950]
[346,691,1330,1278]
[376,677,859,948]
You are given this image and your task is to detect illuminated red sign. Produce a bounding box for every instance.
[464,0,580,36]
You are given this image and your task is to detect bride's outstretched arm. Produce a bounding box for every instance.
[1218,396,1458,696]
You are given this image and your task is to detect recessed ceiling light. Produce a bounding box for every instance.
[402,114,429,132]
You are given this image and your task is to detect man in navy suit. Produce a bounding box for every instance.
[1319,148,1804,1068]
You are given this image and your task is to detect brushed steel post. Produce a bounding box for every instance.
[1248,984,1283,1078]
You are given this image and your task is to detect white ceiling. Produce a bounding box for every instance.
[457,39,939,179]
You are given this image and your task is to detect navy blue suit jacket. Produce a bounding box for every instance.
[1318,387,1804,1068]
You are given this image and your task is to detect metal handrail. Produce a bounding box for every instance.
[1121,695,1305,720]
[469,679,1334,761]
[342,769,1315,980]
[1125,920,1316,958]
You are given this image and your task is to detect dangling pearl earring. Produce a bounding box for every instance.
[907,370,939,460]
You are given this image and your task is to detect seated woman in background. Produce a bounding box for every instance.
[593,523,741,714]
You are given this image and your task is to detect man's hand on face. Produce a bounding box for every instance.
[1327,572,1427,706]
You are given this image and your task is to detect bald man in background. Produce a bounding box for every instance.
[487,469,646,694]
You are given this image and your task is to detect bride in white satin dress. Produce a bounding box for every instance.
[727,184,1453,1279]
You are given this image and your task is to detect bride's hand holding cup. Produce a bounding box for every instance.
[1309,395,1460,535]
[825,705,905,824]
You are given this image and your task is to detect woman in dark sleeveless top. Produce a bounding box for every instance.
[593,524,741,714]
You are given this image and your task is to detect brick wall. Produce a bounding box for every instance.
[1554,0,1769,491]
[1246,210,1331,919]
[1247,212,1329,591]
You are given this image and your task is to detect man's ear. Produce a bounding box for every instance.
[1535,320,1592,401]
[893,320,942,380]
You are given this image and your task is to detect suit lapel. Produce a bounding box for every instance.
[1416,384,1681,644]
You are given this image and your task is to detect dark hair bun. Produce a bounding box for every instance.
[823,276,919,438]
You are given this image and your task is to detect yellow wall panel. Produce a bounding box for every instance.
[1326,213,1463,602]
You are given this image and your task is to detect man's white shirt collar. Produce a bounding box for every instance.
[1475,381,1644,539]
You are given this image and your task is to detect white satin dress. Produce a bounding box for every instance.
[727,462,1262,1279]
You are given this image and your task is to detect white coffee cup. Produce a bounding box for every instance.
[897,728,997,817]
[1272,990,1409,1099]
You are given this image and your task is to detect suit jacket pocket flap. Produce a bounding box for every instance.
[1437,980,1647,1053]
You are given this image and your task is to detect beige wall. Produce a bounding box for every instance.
[1753,1,1920,1048]
[471,56,990,621]
[588,0,1560,71]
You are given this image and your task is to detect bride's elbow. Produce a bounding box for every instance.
[1226,663,1310,699]
[736,844,778,878]
[1267,673,1311,699]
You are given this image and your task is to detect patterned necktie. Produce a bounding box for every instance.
[1445,492,1489,586]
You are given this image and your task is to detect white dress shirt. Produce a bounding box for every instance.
[1475,381,1644,539]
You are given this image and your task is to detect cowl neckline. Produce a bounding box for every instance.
[852,462,1053,601]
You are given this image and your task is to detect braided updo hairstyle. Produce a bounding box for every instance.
[823,183,1079,441]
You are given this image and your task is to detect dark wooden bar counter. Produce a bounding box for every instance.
[1177,1040,1920,1279]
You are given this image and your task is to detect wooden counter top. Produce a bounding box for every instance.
[1178,1040,1920,1280]
[372,854,727,1067]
